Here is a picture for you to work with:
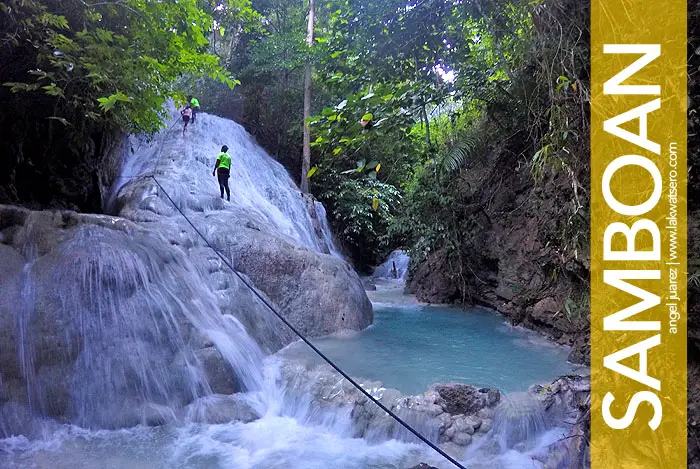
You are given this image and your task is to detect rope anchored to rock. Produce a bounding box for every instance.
[113,114,467,469]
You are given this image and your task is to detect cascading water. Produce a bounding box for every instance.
[4,218,268,434]
[106,109,336,255]
[312,200,343,258]
[0,111,585,468]
[373,250,410,280]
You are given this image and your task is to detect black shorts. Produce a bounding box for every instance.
[217,167,230,183]
[182,115,190,123]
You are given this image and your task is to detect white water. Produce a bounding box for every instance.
[1,112,581,469]
[107,109,336,255]
[373,250,410,280]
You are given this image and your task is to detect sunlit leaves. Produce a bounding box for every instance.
[3,0,249,135]
[97,91,132,112]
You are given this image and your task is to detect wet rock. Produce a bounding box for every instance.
[568,333,591,365]
[404,249,460,303]
[424,403,444,417]
[379,388,402,407]
[143,404,177,426]
[435,412,451,433]
[432,383,500,415]
[408,464,439,469]
[453,432,472,446]
[215,227,374,342]
[185,394,260,424]
[477,407,495,420]
[464,415,482,431]
[0,402,35,437]
[37,364,73,418]
[196,347,239,395]
[453,416,475,435]
[479,418,492,433]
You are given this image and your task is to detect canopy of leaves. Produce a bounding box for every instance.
[1,0,256,135]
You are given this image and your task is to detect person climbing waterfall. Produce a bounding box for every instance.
[181,105,192,134]
[188,95,200,123]
[213,145,232,201]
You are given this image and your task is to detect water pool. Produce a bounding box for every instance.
[284,301,579,395]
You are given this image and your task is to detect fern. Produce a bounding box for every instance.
[439,135,479,173]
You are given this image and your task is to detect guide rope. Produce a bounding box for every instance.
[120,115,468,469]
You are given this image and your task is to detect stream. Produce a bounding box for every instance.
[0,111,586,469]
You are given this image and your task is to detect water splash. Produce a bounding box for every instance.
[312,200,342,258]
[491,392,549,450]
[8,224,268,431]
[373,250,410,280]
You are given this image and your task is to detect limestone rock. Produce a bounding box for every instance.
[453,432,473,446]
[195,347,239,395]
[185,394,260,424]
[432,383,500,415]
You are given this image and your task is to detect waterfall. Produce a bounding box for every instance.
[312,200,342,258]
[107,109,337,255]
[4,219,268,433]
[0,110,582,468]
[373,250,410,280]
[1,109,364,437]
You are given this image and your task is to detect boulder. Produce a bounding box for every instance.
[453,432,473,446]
[185,394,260,424]
[432,383,500,415]
[195,347,239,395]
[568,333,590,365]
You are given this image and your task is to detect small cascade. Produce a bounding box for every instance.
[491,392,549,450]
[312,200,343,258]
[373,250,410,280]
[107,109,338,255]
[4,221,268,434]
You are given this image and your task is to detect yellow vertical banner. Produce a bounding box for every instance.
[591,0,687,467]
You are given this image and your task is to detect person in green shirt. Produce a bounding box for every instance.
[188,95,200,123]
[212,145,232,201]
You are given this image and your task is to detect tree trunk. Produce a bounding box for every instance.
[300,0,315,193]
[421,99,431,146]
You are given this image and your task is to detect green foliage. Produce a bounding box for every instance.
[438,134,481,175]
[1,0,253,135]
[315,171,401,269]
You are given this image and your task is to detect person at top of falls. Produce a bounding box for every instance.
[181,105,192,134]
[188,95,200,123]
[213,145,232,201]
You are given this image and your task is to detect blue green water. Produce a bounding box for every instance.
[290,303,579,395]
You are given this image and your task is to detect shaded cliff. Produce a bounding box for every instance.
[406,130,589,365]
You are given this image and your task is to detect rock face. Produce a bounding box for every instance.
[0,123,125,213]
[110,112,373,348]
[406,141,590,364]
[432,383,500,415]
[529,375,591,468]
[0,112,374,435]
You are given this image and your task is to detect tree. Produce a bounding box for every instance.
[0,0,256,208]
[300,0,315,193]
